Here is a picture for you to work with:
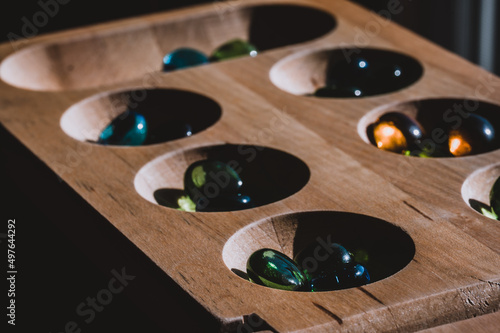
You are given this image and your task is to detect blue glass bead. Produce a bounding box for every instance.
[98,110,147,146]
[163,48,209,72]
[246,249,308,291]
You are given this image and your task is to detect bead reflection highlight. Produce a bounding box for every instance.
[370,112,423,154]
[374,123,407,152]
[98,110,148,146]
[449,134,472,157]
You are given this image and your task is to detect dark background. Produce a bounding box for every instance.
[1,1,499,332]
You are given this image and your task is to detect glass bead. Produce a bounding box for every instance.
[163,48,209,72]
[98,110,147,146]
[147,120,193,143]
[211,39,258,61]
[294,242,370,291]
[294,242,352,279]
[371,112,424,154]
[246,249,307,291]
[184,160,252,212]
[489,176,500,217]
[317,53,420,98]
[447,114,496,157]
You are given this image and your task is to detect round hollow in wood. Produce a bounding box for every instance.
[60,88,222,145]
[134,144,310,210]
[358,98,500,157]
[0,4,336,92]
[269,47,423,97]
[222,211,415,291]
[462,163,500,219]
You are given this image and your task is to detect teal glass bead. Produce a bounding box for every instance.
[98,110,147,146]
[246,249,308,291]
[489,176,500,217]
[184,160,252,212]
[210,39,258,61]
[162,48,209,72]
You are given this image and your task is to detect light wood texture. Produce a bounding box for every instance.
[1,0,500,332]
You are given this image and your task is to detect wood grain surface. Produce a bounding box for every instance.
[1,0,499,331]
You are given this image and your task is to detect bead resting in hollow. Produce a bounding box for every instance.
[162,48,209,72]
[314,55,415,98]
[371,112,424,154]
[246,243,370,292]
[489,176,500,218]
[246,249,308,291]
[447,114,496,157]
[183,159,253,212]
[210,39,258,61]
[98,110,148,146]
[294,242,370,292]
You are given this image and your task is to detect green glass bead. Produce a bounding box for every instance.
[210,39,258,61]
[98,110,147,146]
[163,48,209,72]
[246,249,307,291]
[184,160,252,212]
[489,176,500,218]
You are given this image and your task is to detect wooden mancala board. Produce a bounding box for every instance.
[1,0,500,331]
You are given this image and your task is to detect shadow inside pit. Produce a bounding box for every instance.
[154,189,186,209]
[291,211,416,284]
[231,268,249,281]
[469,199,491,214]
